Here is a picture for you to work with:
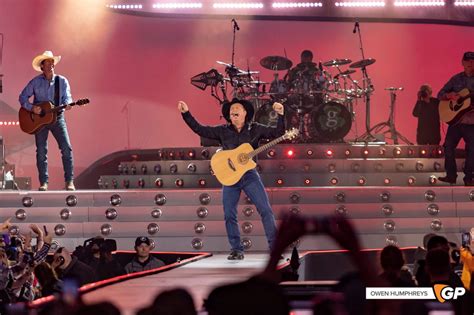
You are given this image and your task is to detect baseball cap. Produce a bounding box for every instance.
[463,51,474,61]
[135,236,151,247]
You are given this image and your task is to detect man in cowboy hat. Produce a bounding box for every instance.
[19,51,75,191]
[178,98,284,260]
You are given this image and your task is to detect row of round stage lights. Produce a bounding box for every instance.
[105,1,474,10]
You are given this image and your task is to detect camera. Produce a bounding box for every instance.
[461,232,471,248]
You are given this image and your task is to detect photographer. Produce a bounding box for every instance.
[52,247,97,287]
[460,229,474,290]
[412,84,441,145]
[96,239,125,280]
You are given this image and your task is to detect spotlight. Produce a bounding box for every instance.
[188,149,196,158]
[469,190,474,201]
[151,208,162,219]
[123,179,130,189]
[130,165,137,175]
[112,179,118,189]
[408,148,415,156]
[267,149,276,158]
[138,178,146,188]
[433,162,441,171]
[213,2,264,9]
[415,162,424,171]
[154,164,162,174]
[155,194,167,205]
[436,147,443,156]
[420,149,427,156]
[60,208,71,220]
[276,178,284,186]
[384,178,391,185]
[427,204,440,216]
[286,149,295,158]
[199,193,211,205]
[394,147,402,156]
[197,207,209,218]
[191,238,203,250]
[306,149,314,156]
[157,150,164,159]
[335,1,386,7]
[241,238,252,249]
[155,178,164,188]
[153,3,203,9]
[429,175,437,185]
[15,209,26,220]
[65,195,78,207]
[168,151,175,159]
[110,194,122,206]
[328,163,336,173]
[290,192,300,204]
[386,235,398,246]
[194,223,206,234]
[424,190,436,202]
[201,149,210,159]
[141,164,148,174]
[289,207,300,214]
[105,208,118,220]
[379,148,386,156]
[198,179,207,187]
[175,179,184,188]
[272,2,323,8]
[187,163,197,173]
[357,177,366,186]
[22,197,34,208]
[170,164,178,174]
[335,192,345,202]
[362,148,369,156]
[335,205,347,216]
[408,176,416,185]
[344,149,351,157]
[380,192,390,202]
[242,207,254,217]
[242,222,253,234]
[100,224,112,236]
[325,149,333,158]
[430,219,442,231]
[384,220,396,232]
[304,178,311,186]
[54,224,66,236]
[382,204,393,216]
[330,177,339,185]
[147,223,159,235]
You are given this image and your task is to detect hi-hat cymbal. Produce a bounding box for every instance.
[334,69,356,79]
[322,59,352,67]
[260,56,293,71]
[236,71,260,76]
[349,58,376,68]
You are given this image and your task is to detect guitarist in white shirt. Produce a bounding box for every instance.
[437,51,474,186]
[179,99,284,260]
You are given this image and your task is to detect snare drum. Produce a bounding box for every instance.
[311,101,352,142]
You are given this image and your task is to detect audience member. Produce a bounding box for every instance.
[125,237,165,273]
[379,245,415,287]
[137,288,196,315]
[34,261,63,297]
[52,247,97,286]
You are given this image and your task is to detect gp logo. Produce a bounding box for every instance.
[433,284,466,303]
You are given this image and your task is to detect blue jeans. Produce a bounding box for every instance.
[34,116,74,184]
[222,169,277,252]
[443,123,474,181]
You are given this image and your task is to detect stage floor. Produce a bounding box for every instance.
[81,253,279,315]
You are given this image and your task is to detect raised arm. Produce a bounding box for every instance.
[178,101,223,141]
[256,102,285,139]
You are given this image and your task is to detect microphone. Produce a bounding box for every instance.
[232,19,240,31]
[352,21,359,34]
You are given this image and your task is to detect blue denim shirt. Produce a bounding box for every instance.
[182,111,285,150]
[437,72,474,98]
[19,74,72,113]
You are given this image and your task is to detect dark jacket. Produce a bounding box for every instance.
[60,256,97,286]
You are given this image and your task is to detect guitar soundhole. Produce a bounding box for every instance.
[238,153,250,164]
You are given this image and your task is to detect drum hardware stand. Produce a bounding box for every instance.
[368,87,413,145]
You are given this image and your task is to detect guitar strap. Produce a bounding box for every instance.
[54,76,60,107]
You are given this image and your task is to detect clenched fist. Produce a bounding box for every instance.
[272,102,284,115]
[178,101,189,113]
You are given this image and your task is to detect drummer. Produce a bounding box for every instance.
[287,50,327,93]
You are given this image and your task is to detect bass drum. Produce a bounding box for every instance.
[311,101,352,142]
[254,101,282,128]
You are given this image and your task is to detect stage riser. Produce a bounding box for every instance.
[0,188,473,252]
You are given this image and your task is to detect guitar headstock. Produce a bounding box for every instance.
[283,128,299,140]
[75,98,90,106]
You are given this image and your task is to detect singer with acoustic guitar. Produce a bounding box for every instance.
[179,98,284,260]
[437,51,474,186]
[19,51,77,191]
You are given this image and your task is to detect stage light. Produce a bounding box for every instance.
[198,178,207,187]
[130,165,137,175]
[384,178,391,185]
[394,0,444,6]
[469,190,474,201]
[430,219,442,231]
[194,223,206,234]
[243,207,254,217]
[433,162,441,171]
[427,204,440,216]
[420,149,427,156]
[286,149,295,158]
[382,205,393,216]
[362,148,369,156]
[170,163,178,174]
[155,193,167,205]
[213,2,264,9]
[154,164,161,174]
[110,194,122,206]
[201,149,210,159]
[380,192,390,202]
[379,148,386,156]
[276,178,284,186]
[122,165,129,174]
[22,196,33,208]
[197,207,209,218]
[175,178,184,187]
[335,192,345,202]
[199,193,211,205]
[351,163,361,172]
[357,177,366,186]
[375,163,383,172]
[408,148,415,156]
[187,163,197,173]
[107,4,143,9]
[191,238,203,250]
[436,147,443,156]
[123,179,130,189]
[272,2,323,8]
[328,163,336,173]
[141,164,148,174]
[429,175,437,185]
[415,162,424,171]
[455,0,474,5]
[330,177,339,185]
[168,151,175,159]
[325,149,334,158]
[393,147,402,156]
[15,209,26,220]
[147,223,159,235]
[153,3,203,9]
[267,149,276,158]
[100,224,112,236]
[105,208,118,220]
[60,208,71,220]
[188,150,196,158]
[241,238,252,249]
[396,163,404,171]
[384,220,395,232]
[242,222,253,234]
[304,178,312,186]
[0,121,19,126]
[155,178,164,188]
[138,178,146,188]
[335,1,385,6]
[290,192,301,204]
[408,176,416,185]
[303,164,311,172]
[424,190,436,202]
[65,195,78,207]
[306,149,314,156]
[344,149,351,156]
[112,179,118,189]
[290,207,300,214]
[54,224,66,236]
[151,208,162,219]
[335,205,347,216]
[386,235,398,246]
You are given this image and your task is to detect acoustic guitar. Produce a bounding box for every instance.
[210,128,299,186]
[439,88,474,124]
[19,99,89,134]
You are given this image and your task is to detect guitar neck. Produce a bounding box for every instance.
[247,135,286,159]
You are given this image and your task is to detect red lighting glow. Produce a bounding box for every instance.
[286,149,295,158]
[304,178,311,185]
[330,177,338,185]
[175,179,184,187]
[198,179,206,187]
[345,149,351,156]
[384,178,391,185]
[0,121,19,126]
[420,149,427,156]
[267,149,276,158]
[276,178,284,186]
[326,149,333,157]
[306,149,314,156]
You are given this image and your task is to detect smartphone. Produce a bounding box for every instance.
[461,232,471,247]
[62,278,79,306]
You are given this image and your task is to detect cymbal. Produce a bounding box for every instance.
[236,71,260,76]
[250,80,268,84]
[322,59,352,67]
[334,69,356,79]
[216,61,259,75]
[349,58,376,68]
[260,56,293,71]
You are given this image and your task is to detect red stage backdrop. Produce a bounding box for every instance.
[0,0,473,188]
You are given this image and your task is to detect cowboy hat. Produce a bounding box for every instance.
[221,98,254,123]
[32,51,61,72]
